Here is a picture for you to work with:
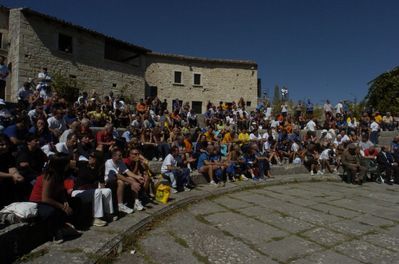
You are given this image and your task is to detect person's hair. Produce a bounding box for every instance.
[111,148,122,158]
[170,146,179,153]
[0,134,11,146]
[66,132,76,141]
[25,133,39,143]
[44,155,70,182]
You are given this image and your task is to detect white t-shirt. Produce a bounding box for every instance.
[340,134,350,144]
[335,103,343,114]
[319,149,331,160]
[305,120,316,131]
[249,133,262,141]
[370,121,380,132]
[291,142,300,152]
[104,159,129,182]
[265,107,272,119]
[47,116,66,132]
[161,154,176,174]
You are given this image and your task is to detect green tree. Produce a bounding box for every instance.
[365,66,399,113]
[52,72,84,103]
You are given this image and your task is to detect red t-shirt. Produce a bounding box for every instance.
[29,175,74,202]
[29,175,44,202]
[96,130,113,144]
[364,149,378,157]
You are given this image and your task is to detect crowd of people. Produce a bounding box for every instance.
[0,66,398,243]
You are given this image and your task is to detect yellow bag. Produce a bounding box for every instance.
[156,183,171,204]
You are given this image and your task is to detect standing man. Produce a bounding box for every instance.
[0,56,9,99]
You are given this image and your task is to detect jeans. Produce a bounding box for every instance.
[164,168,190,189]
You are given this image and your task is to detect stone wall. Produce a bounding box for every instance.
[7,9,146,101]
[145,54,258,113]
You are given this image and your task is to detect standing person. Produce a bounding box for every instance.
[306,99,314,118]
[323,100,333,117]
[0,56,9,99]
[370,118,380,145]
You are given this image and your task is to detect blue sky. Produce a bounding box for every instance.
[3,0,399,104]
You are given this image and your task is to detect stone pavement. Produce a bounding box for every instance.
[115,182,399,264]
[22,173,338,264]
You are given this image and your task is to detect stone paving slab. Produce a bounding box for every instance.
[334,240,399,264]
[291,250,363,264]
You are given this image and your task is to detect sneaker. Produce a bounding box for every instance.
[240,174,249,181]
[210,180,218,186]
[53,230,64,244]
[171,188,178,194]
[310,171,314,176]
[184,186,191,192]
[134,200,144,211]
[93,218,107,227]
[253,177,260,182]
[118,203,134,214]
[158,157,163,161]
[317,171,324,175]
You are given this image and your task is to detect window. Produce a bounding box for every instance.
[193,73,202,86]
[174,71,182,84]
[58,33,73,53]
[112,83,117,87]
[246,101,251,107]
[192,101,202,114]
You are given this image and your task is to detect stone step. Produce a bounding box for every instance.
[149,161,308,186]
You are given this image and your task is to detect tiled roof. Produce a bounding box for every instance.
[148,52,257,67]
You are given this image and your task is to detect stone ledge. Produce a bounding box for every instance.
[23,173,341,264]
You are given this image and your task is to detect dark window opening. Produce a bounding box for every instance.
[104,39,140,66]
[193,73,201,85]
[112,83,117,87]
[192,101,202,114]
[0,33,3,49]
[174,71,182,84]
[246,101,251,107]
[69,74,76,79]
[58,33,73,53]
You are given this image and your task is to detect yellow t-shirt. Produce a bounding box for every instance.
[238,133,250,143]
[222,132,233,144]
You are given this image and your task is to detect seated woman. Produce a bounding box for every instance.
[30,156,79,243]
[71,151,115,227]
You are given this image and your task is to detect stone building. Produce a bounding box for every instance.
[4,7,150,101]
[0,6,259,112]
[145,53,258,113]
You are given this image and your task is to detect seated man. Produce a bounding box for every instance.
[105,148,144,214]
[197,145,223,186]
[376,146,398,185]
[161,146,194,192]
[341,144,366,185]
[15,134,47,200]
[124,147,153,199]
[242,143,271,180]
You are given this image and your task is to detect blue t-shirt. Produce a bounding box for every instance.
[197,152,209,169]
[4,124,17,138]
